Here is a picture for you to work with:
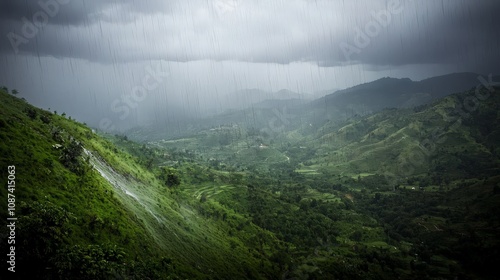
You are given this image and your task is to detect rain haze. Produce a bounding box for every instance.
[0,0,499,130]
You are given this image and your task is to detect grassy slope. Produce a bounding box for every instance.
[0,90,280,279]
[0,91,158,276]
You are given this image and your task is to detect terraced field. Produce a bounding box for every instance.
[184,184,237,200]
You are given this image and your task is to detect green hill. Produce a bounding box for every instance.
[309,86,500,186]
[0,89,280,279]
[309,73,489,120]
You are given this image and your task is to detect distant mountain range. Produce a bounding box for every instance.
[309,72,491,120]
[220,73,493,119]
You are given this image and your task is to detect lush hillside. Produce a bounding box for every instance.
[310,85,500,183]
[0,89,281,279]
[313,72,483,110]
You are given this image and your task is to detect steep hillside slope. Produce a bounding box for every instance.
[0,89,279,279]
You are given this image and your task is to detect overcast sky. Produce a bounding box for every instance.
[0,0,499,130]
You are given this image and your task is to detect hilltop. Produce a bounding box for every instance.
[311,72,485,114]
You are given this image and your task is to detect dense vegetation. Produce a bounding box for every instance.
[1,85,499,279]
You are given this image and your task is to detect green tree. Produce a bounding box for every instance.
[350,230,363,242]
[60,138,84,174]
[159,166,181,187]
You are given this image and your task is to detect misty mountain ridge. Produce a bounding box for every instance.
[206,72,488,120]
[314,72,484,110]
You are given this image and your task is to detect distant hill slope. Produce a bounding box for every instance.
[309,73,490,122]
[308,84,500,184]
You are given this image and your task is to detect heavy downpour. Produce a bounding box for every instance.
[0,0,499,279]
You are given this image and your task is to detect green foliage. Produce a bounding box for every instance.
[60,137,85,174]
[115,134,128,141]
[53,244,126,279]
[159,166,181,187]
[40,113,51,124]
[25,107,38,119]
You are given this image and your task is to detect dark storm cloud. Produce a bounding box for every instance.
[0,0,499,70]
[0,0,112,26]
[0,0,173,26]
[321,0,500,71]
[0,0,175,57]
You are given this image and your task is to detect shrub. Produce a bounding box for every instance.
[25,107,37,119]
[159,167,181,187]
[60,138,84,174]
